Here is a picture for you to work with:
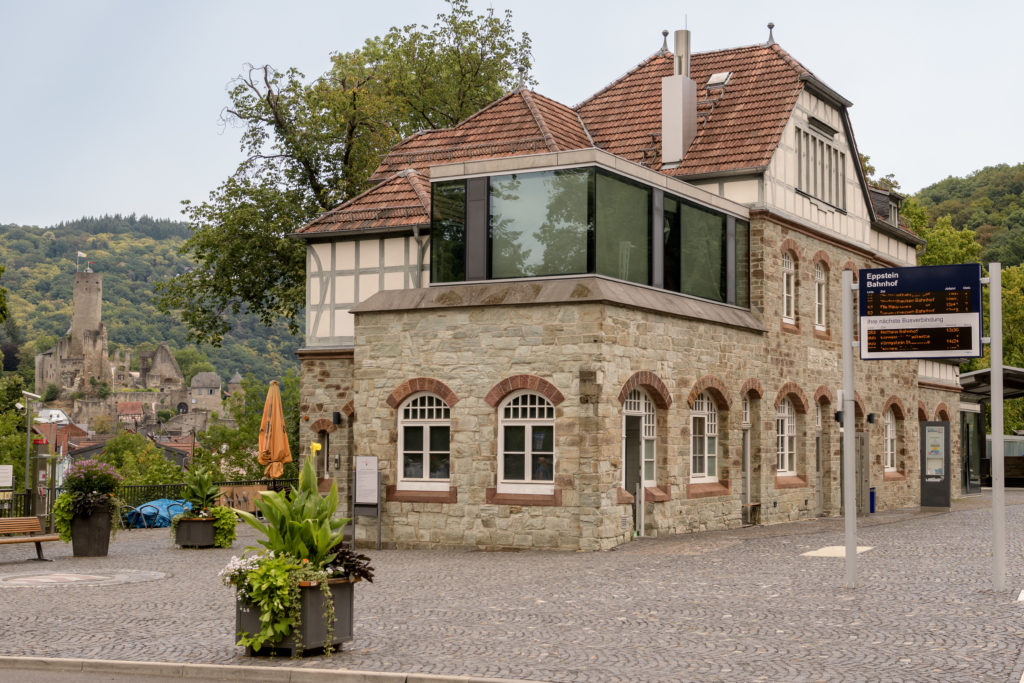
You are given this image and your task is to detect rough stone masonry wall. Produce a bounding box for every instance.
[298,352,354,505]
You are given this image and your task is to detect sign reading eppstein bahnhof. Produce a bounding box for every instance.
[858,263,983,360]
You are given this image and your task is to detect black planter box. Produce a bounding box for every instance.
[71,505,111,557]
[236,578,355,655]
[174,518,216,548]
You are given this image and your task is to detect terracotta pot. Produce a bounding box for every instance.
[174,517,216,548]
[236,577,356,655]
[70,503,111,557]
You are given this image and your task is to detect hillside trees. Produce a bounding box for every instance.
[156,0,532,344]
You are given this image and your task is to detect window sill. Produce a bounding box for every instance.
[486,487,562,506]
[781,321,800,335]
[687,481,731,499]
[386,486,458,504]
[883,471,906,482]
[645,486,671,502]
[813,327,831,341]
[616,487,634,504]
[774,475,808,489]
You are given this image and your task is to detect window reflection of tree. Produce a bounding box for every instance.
[536,170,590,275]
[489,175,531,277]
[681,202,727,302]
[431,182,466,283]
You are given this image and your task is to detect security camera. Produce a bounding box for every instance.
[14,402,24,411]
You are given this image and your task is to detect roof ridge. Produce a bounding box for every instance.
[574,52,666,110]
[403,170,431,211]
[518,89,560,152]
[766,43,812,79]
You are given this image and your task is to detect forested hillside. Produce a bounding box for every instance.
[911,163,1024,266]
[0,214,300,385]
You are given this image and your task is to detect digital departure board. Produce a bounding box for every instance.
[858,264,982,360]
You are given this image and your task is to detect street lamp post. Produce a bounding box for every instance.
[22,391,41,516]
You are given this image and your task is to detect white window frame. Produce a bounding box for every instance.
[884,409,897,471]
[498,391,555,495]
[782,252,795,324]
[398,393,451,492]
[623,389,657,486]
[776,397,796,475]
[814,262,827,331]
[690,392,718,483]
[742,395,751,428]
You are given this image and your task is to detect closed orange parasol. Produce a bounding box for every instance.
[257,380,292,479]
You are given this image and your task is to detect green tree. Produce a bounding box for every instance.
[918,216,981,266]
[173,345,216,386]
[156,0,532,344]
[0,264,8,324]
[97,432,183,486]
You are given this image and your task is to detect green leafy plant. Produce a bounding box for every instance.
[55,459,124,542]
[222,457,369,655]
[170,466,237,548]
[211,505,237,548]
[53,491,74,542]
[182,466,221,511]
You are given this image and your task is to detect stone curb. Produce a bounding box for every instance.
[0,657,548,683]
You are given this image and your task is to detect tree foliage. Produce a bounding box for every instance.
[918,216,981,266]
[156,0,532,344]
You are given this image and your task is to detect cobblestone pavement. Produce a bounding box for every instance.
[3,493,1024,683]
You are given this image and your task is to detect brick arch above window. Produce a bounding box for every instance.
[309,418,336,434]
[853,392,865,417]
[934,402,951,421]
[814,386,835,406]
[740,378,764,399]
[780,238,803,262]
[342,400,354,418]
[688,375,730,410]
[918,401,929,421]
[882,396,907,420]
[386,378,459,410]
[617,371,672,409]
[485,375,564,407]
[842,261,859,281]
[812,250,833,271]
[774,382,809,414]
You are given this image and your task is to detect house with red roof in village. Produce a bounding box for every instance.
[293,27,961,550]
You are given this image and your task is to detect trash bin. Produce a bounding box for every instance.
[869,487,876,513]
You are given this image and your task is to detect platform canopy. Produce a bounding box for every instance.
[959,366,1024,403]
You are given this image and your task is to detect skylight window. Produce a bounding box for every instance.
[706,71,732,89]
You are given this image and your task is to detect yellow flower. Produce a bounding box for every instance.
[309,442,322,454]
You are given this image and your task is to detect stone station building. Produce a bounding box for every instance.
[294,28,962,550]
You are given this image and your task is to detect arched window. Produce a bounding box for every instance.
[814,262,827,330]
[624,389,656,484]
[782,252,796,324]
[499,392,555,493]
[884,409,897,471]
[777,397,796,474]
[691,392,718,482]
[398,393,451,491]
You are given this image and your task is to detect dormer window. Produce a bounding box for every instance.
[889,203,898,226]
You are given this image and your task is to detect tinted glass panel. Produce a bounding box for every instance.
[429,426,450,453]
[596,171,650,284]
[504,425,525,452]
[532,454,554,481]
[403,453,423,478]
[430,181,466,283]
[681,200,727,302]
[504,453,525,480]
[404,425,423,452]
[429,453,450,479]
[663,195,681,292]
[735,219,750,307]
[490,169,590,278]
[532,426,553,453]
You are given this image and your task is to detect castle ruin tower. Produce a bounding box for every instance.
[70,272,102,358]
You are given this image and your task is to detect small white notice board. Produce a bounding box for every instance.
[0,465,12,489]
[353,455,380,549]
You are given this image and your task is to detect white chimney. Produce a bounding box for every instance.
[661,29,697,167]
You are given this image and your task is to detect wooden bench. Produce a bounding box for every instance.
[0,517,61,561]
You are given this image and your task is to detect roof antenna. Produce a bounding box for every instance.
[767,22,776,45]
[517,66,527,90]
[659,30,669,55]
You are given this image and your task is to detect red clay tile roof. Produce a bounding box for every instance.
[577,44,809,178]
[369,89,592,181]
[117,401,143,416]
[295,170,431,235]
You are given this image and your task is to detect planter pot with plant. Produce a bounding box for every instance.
[220,455,373,656]
[53,459,124,557]
[170,466,237,549]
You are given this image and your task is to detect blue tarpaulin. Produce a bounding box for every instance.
[124,499,192,528]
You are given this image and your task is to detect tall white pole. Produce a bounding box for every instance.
[842,270,857,588]
[990,263,1005,592]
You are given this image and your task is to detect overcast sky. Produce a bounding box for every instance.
[2,0,1021,228]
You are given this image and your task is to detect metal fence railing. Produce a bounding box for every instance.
[0,479,298,522]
